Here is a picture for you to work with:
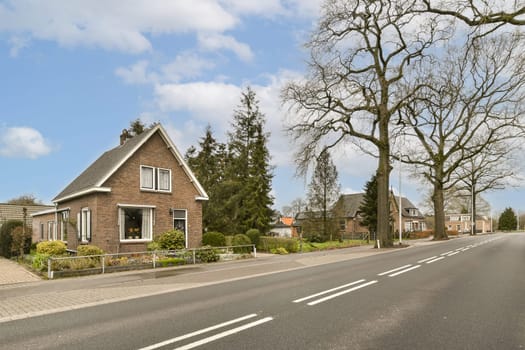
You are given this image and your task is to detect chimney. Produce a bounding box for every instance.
[120,129,129,145]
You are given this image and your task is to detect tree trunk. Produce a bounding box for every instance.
[376,140,393,247]
[471,182,477,235]
[433,180,448,240]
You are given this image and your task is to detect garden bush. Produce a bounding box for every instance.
[147,241,161,251]
[0,220,23,258]
[270,247,289,255]
[77,245,104,256]
[158,257,186,267]
[32,253,50,271]
[231,233,252,253]
[202,231,226,247]
[245,229,260,246]
[195,246,220,263]
[36,241,67,256]
[157,229,185,250]
[259,236,299,253]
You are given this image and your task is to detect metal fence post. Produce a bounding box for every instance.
[153,252,156,269]
[47,258,52,279]
[253,245,257,258]
[101,255,105,274]
[192,249,196,264]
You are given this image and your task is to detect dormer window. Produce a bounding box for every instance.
[140,165,171,192]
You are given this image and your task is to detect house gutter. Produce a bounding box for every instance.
[54,187,111,203]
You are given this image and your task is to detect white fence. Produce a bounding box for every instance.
[46,245,256,279]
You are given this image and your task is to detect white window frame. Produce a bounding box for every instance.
[140,165,172,193]
[77,207,91,243]
[47,221,56,241]
[118,205,155,242]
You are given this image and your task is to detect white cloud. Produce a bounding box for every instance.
[0,127,52,159]
[115,60,158,85]
[161,53,216,82]
[198,33,254,62]
[154,81,241,132]
[116,53,216,85]
[8,35,29,57]
[220,0,285,16]
[0,0,237,54]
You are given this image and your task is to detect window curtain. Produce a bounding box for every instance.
[142,208,151,239]
[158,169,170,190]
[141,167,154,189]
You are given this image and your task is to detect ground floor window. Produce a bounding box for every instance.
[172,209,187,248]
[47,221,55,240]
[77,208,92,242]
[119,206,154,241]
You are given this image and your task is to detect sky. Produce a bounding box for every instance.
[0,0,523,216]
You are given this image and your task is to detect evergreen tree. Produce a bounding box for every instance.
[127,118,147,136]
[186,88,274,235]
[226,87,274,234]
[359,174,378,238]
[306,150,340,240]
[498,207,517,231]
[185,125,228,232]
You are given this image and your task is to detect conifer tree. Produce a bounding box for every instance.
[498,207,517,231]
[306,150,340,241]
[226,87,274,234]
[359,174,378,238]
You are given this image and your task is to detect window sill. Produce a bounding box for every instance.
[140,188,172,194]
[120,239,152,243]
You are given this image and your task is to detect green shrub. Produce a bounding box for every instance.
[158,257,186,267]
[232,234,252,253]
[270,247,289,255]
[202,231,226,247]
[157,230,185,250]
[259,236,299,253]
[147,241,161,251]
[0,220,23,258]
[32,253,50,271]
[36,241,67,256]
[225,235,233,246]
[77,245,104,256]
[245,229,260,246]
[195,246,220,263]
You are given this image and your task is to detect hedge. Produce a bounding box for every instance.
[258,236,299,253]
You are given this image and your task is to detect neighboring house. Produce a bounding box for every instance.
[0,203,54,231]
[32,124,208,253]
[445,214,492,234]
[332,193,370,238]
[390,193,427,233]
[296,192,426,239]
[269,216,298,238]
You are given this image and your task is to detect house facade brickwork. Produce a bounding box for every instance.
[32,124,207,253]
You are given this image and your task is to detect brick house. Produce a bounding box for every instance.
[296,192,426,239]
[445,214,492,234]
[32,124,208,253]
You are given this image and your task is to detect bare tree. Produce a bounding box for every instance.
[453,139,521,234]
[399,32,525,240]
[422,1,525,27]
[282,0,447,247]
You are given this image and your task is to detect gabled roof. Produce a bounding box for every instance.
[392,195,424,218]
[336,193,366,218]
[53,124,208,203]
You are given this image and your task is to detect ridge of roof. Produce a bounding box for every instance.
[53,124,208,203]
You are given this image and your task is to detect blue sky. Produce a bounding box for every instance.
[0,0,523,216]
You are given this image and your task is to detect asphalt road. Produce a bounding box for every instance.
[1,233,524,349]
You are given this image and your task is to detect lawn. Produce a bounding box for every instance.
[298,239,372,253]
